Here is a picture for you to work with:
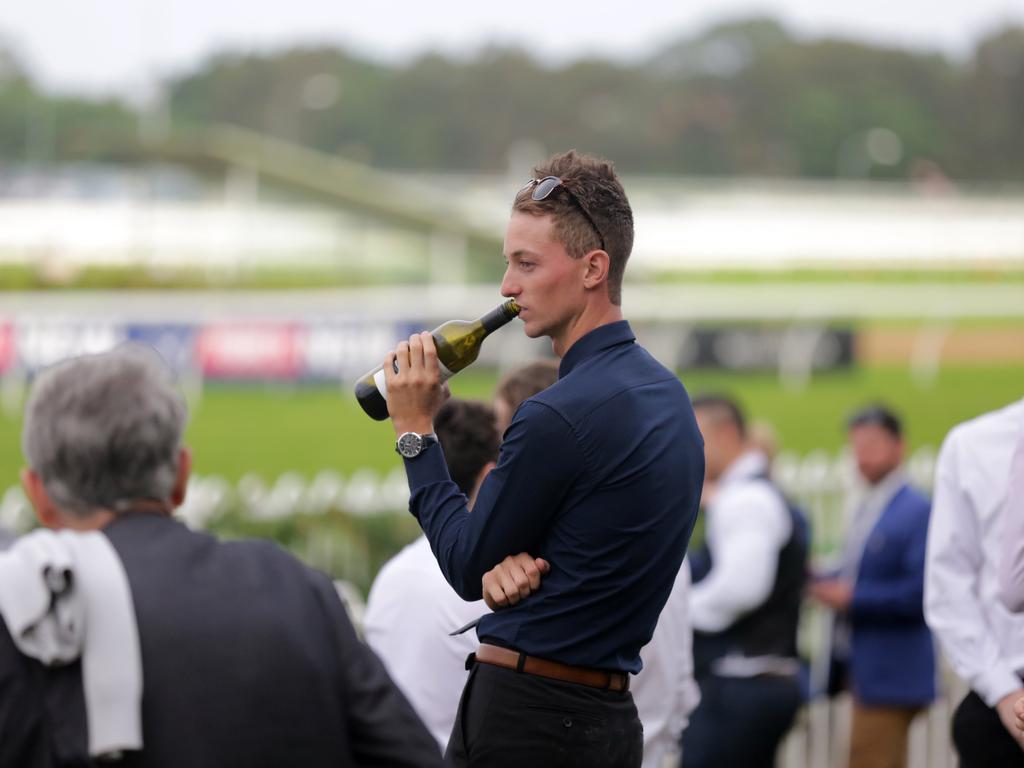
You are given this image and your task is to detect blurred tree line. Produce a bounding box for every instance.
[1,17,1022,180]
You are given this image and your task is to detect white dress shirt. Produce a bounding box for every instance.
[924,397,1024,707]
[998,422,1024,611]
[690,450,792,634]
[634,558,701,768]
[841,467,908,579]
[363,536,484,749]
[832,467,908,659]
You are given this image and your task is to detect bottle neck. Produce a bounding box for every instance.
[480,300,519,334]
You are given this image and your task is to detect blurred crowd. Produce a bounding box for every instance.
[0,343,1020,767]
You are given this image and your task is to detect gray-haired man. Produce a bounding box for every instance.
[0,344,440,767]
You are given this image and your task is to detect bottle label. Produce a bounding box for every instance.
[373,360,456,399]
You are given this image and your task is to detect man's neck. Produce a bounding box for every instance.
[551,303,623,358]
[53,509,116,531]
[867,465,905,491]
[718,447,759,483]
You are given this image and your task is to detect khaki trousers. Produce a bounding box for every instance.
[848,702,922,768]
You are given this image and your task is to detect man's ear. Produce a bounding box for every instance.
[21,467,62,530]
[171,447,192,508]
[468,461,498,509]
[581,249,611,293]
[475,461,497,490]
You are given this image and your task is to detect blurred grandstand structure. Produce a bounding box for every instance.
[0,125,1021,395]
[1,125,1022,278]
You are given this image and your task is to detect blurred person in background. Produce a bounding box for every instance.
[808,404,934,768]
[925,397,1024,767]
[383,150,704,768]
[363,398,499,749]
[681,394,807,768]
[493,358,559,434]
[0,345,441,768]
[998,422,1024,741]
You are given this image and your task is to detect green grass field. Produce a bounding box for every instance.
[0,363,1018,485]
[0,363,1017,592]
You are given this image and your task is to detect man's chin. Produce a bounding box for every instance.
[521,321,546,339]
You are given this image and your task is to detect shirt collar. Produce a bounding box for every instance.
[719,450,771,487]
[863,465,908,510]
[559,320,636,378]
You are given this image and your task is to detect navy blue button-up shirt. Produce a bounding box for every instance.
[404,320,704,673]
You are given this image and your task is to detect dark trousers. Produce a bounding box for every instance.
[445,661,643,768]
[680,673,802,768]
[952,691,1024,768]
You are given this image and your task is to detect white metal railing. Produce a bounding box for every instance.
[0,446,940,538]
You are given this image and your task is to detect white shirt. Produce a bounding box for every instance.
[690,450,792,633]
[634,558,701,768]
[363,536,484,749]
[998,423,1024,611]
[841,467,908,579]
[924,397,1024,706]
[833,467,908,659]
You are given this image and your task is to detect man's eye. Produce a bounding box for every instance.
[520,262,534,270]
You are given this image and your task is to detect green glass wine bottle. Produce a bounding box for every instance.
[354,299,520,420]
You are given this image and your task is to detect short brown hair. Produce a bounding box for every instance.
[495,359,560,415]
[513,150,634,305]
[434,399,500,497]
[692,393,747,439]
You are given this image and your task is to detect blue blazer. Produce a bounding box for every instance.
[848,484,936,706]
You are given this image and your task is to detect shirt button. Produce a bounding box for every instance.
[562,717,573,728]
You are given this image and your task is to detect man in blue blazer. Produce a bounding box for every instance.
[809,404,935,768]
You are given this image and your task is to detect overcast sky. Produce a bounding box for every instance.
[3,0,1023,98]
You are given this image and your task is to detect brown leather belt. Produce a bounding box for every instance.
[474,643,629,692]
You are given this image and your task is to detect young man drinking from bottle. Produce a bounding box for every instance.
[383,150,705,768]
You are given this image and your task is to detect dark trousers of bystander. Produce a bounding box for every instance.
[445,661,643,768]
[953,691,1024,768]
[680,673,802,768]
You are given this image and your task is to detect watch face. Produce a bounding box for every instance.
[397,432,423,458]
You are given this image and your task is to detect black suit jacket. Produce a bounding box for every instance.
[0,513,443,768]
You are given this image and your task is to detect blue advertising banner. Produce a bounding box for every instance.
[126,324,198,375]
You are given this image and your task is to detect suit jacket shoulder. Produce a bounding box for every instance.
[101,514,442,768]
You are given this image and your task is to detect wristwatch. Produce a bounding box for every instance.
[395,431,438,459]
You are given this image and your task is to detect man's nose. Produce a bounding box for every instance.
[500,268,519,297]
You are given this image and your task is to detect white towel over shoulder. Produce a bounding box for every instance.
[0,528,143,758]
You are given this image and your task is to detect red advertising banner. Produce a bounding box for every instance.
[0,322,12,373]
[196,323,301,379]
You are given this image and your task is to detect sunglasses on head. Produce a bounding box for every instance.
[519,175,606,251]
